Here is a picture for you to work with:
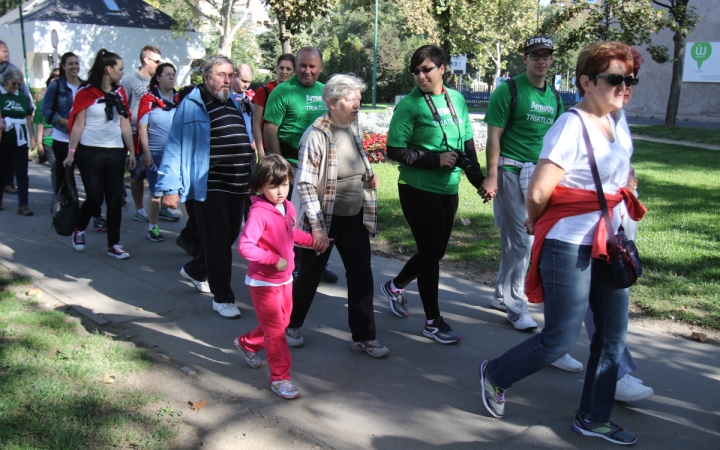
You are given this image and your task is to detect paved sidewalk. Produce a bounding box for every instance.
[1,162,719,449]
[631,135,720,151]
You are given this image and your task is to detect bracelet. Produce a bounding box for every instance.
[68,148,76,154]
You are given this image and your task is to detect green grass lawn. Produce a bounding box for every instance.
[0,270,180,449]
[373,140,720,330]
[630,125,720,146]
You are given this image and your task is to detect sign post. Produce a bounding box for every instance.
[51,29,59,68]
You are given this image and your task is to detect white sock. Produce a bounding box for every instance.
[426,319,435,326]
[390,280,401,292]
[137,208,146,214]
[149,223,158,230]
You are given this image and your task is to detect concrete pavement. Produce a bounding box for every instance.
[1,162,719,449]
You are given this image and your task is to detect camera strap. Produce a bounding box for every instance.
[422,89,461,152]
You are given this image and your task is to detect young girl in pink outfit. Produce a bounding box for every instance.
[234,155,328,399]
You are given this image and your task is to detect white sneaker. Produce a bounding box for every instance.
[508,314,538,331]
[285,327,304,348]
[551,353,584,372]
[212,300,241,319]
[615,374,654,401]
[180,267,211,293]
[490,297,507,311]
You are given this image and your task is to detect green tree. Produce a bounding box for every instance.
[262,0,337,53]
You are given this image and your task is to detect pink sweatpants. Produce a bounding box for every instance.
[238,283,293,382]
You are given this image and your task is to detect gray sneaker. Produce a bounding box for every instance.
[479,360,505,418]
[351,339,390,358]
[271,380,300,399]
[285,327,304,348]
[381,280,408,317]
[159,207,181,222]
[234,337,261,368]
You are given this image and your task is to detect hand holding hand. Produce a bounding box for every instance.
[312,229,331,253]
[479,176,498,203]
[276,257,288,271]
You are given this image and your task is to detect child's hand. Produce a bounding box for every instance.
[276,258,288,271]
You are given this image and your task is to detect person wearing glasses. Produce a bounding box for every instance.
[157,55,254,320]
[379,45,484,344]
[0,66,35,214]
[479,42,646,445]
[136,62,179,242]
[121,45,180,224]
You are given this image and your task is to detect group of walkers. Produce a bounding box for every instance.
[1,33,651,444]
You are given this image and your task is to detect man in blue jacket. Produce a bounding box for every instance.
[157,55,253,319]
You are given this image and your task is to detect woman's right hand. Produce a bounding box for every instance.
[439,151,458,168]
[524,217,535,236]
[142,151,153,169]
[62,152,74,167]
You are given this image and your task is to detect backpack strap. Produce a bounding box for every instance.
[52,79,61,114]
[504,78,518,131]
[549,83,562,115]
[262,84,269,98]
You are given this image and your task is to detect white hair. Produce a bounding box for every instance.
[322,73,367,107]
[0,67,23,86]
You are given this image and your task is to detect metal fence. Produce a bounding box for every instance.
[461,88,582,111]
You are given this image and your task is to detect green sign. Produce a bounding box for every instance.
[691,42,712,69]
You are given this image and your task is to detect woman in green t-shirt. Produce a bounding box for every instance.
[380,45,484,345]
[0,66,35,215]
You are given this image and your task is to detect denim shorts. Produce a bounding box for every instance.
[145,152,163,196]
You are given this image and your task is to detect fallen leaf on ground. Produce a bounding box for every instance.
[691,332,707,343]
[460,218,471,226]
[189,399,208,410]
[103,375,116,384]
[27,288,43,298]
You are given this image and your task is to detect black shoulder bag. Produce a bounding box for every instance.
[570,109,642,289]
[51,166,80,236]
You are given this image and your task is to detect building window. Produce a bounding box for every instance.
[103,0,121,12]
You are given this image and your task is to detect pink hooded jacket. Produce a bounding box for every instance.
[239,195,314,283]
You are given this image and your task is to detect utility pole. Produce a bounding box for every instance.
[372,0,379,108]
[18,0,30,84]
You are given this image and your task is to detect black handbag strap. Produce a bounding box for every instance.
[568,109,619,248]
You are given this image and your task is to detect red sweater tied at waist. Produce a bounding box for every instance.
[526,185,646,304]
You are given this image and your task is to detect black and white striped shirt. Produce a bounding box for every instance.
[200,85,253,195]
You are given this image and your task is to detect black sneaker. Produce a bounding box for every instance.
[572,414,637,445]
[381,280,408,317]
[320,264,338,283]
[422,316,461,344]
[93,216,108,231]
[175,234,194,256]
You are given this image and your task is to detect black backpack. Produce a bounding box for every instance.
[51,167,80,236]
[504,78,562,131]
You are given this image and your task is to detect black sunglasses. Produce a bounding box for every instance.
[594,74,639,87]
[411,65,437,76]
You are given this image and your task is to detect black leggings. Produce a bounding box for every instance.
[393,184,458,320]
[54,140,102,218]
[75,145,125,247]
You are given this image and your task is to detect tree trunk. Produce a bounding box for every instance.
[218,34,233,58]
[279,21,292,55]
[664,29,685,127]
[494,41,502,81]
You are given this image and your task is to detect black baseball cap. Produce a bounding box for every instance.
[524,36,554,54]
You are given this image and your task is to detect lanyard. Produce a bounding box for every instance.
[422,89,462,152]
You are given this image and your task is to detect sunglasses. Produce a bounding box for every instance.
[411,65,437,76]
[146,57,161,65]
[528,53,553,61]
[595,74,639,87]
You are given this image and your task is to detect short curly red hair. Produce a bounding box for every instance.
[575,41,633,96]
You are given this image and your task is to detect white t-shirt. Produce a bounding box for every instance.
[80,101,123,148]
[51,82,80,143]
[541,108,632,245]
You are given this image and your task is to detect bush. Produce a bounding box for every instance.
[363,132,388,163]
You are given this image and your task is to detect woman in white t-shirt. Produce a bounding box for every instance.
[63,49,136,259]
[479,42,646,445]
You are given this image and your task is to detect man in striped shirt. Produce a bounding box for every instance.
[158,55,253,319]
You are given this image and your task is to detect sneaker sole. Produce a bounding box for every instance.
[233,338,261,369]
[215,310,241,319]
[271,386,300,399]
[351,345,389,359]
[422,329,461,344]
[134,216,149,222]
[159,216,180,222]
[571,420,637,445]
[478,360,504,418]
[507,318,538,331]
[490,300,507,312]
[380,283,408,318]
[148,235,165,242]
[108,252,130,259]
[551,361,584,373]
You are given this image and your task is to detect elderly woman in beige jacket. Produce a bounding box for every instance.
[284,73,388,358]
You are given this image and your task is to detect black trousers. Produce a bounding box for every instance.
[184,191,248,304]
[290,211,376,342]
[179,200,201,254]
[393,183,458,320]
[74,145,126,247]
[53,140,101,217]
[0,142,29,207]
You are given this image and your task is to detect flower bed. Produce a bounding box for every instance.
[363,132,388,163]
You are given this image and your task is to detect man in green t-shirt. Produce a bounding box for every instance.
[480,36,569,335]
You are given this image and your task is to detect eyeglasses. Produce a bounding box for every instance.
[411,66,437,76]
[595,74,639,87]
[146,57,161,65]
[214,71,235,80]
[528,53,553,61]
[159,73,176,78]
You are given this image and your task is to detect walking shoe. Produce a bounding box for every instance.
[381,280,408,317]
[508,314,538,331]
[551,354,584,372]
[180,267,210,293]
[107,244,130,259]
[148,226,164,242]
[17,205,33,216]
[159,207,181,222]
[320,264,338,283]
[4,184,17,194]
[134,209,149,222]
[72,229,86,251]
[615,374,654,402]
[93,216,108,231]
[233,337,261,369]
[423,316,461,344]
[478,360,505,418]
[212,300,241,319]
[271,380,300,399]
[351,339,390,358]
[490,297,507,311]
[285,327,304,348]
[571,414,637,445]
[175,234,194,256]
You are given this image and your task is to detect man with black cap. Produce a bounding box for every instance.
[480,35,580,371]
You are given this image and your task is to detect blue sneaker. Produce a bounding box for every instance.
[479,360,505,418]
[572,414,637,445]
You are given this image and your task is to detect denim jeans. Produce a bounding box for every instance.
[486,239,629,422]
[144,152,163,196]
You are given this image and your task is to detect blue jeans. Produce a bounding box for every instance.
[144,152,163,196]
[486,239,629,422]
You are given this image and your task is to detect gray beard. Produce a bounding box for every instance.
[215,89,230,102]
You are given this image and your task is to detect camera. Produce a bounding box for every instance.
[453,150,485,190]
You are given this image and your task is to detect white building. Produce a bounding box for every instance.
[0,0,205,88]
